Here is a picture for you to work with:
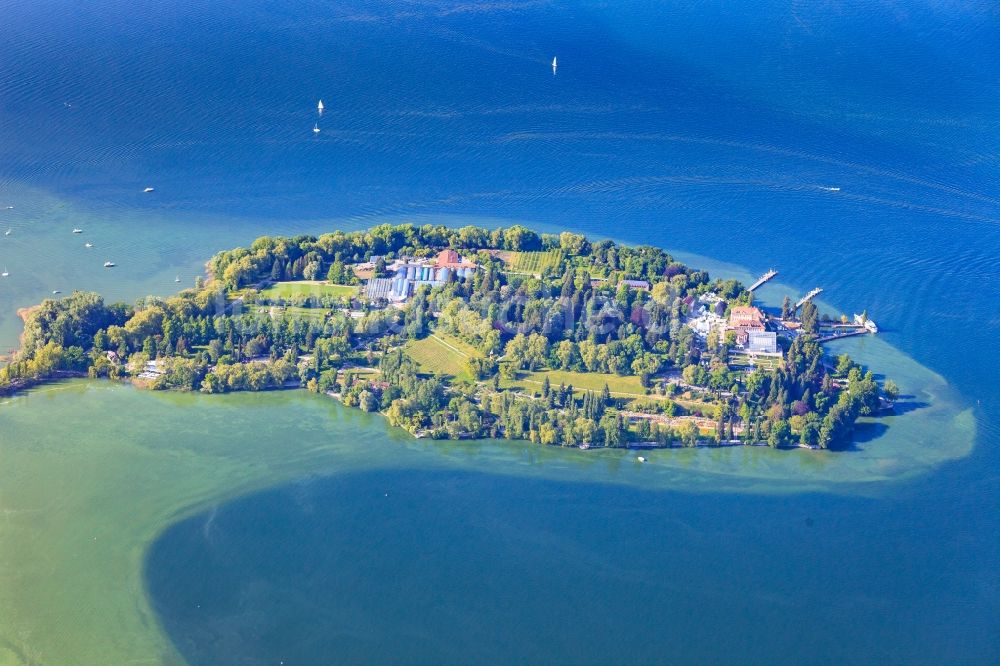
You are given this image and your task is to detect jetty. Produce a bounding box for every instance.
[795,287,823,309]
[817,314,878,342]
[817,329,868,343]
[747,269,778,292]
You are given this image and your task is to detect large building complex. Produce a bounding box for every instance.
[365,249,479,303]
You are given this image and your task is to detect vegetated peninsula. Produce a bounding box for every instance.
[2,224,897,450]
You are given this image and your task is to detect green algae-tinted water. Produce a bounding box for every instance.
[0,351,979,665]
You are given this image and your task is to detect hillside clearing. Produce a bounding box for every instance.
[404,333,482,378]
[260,281,358,300]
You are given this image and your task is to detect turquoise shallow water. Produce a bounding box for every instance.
[1,0,999,663]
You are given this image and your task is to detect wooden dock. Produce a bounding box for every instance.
[747,269,778,292]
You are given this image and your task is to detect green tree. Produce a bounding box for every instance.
[781,295,793,320]
[768,419,792,448]
[679,421,699,447]
[835,354,855,377]
[358,389,378,412]
[800,300,819,335]
[555,340,576,370]
[327,259,347,284]
[883,379,899,402]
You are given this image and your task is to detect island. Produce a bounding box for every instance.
[1,224,897,450]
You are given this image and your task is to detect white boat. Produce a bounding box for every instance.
[143,187,155,193]
[317,99,324,114]
[637,456,646,463]
[84,242,93,248]
[1,267,8,277]
[551,56,557,74]
[72,228,83,234]
[821,186,841,192]
[4,228,10,236]
[174,275,181,283]
[104,261,115,268]
[313,123,321,134]
[52,290,61,295]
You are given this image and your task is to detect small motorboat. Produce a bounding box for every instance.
[104,261,115,268]
[52,290,61,295]
[84,243,93,248]
[637,456,646,463]
[144,187,155,193]
[72,228,83,234]
[4,228,10,236]
[1,267,8,277]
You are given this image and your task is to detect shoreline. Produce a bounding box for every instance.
[0,310,977,666]
[1,224,912,452]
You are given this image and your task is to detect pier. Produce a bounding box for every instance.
[817,314,878,342]
[747,269,778,292]
[795,287,823,309]
[817,329,868,343]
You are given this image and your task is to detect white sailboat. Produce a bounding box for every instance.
[174,275,181,283]
[552,56,557,74]
[317,99,324,115]
[313,123,321,134]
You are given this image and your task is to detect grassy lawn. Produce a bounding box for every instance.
[245,305,333,322]
[404,332,482,379]
[260,281,358,300]
[508,369,648,396]
[729,352,783,370]
[506,249,564,275]
[340,366,380,378]
[281,306,331,321]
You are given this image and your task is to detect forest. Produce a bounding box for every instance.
[1,223,893,450]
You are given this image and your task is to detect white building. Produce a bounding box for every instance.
[747,331,778,354]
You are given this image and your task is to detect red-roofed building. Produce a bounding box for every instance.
[729,306,767,347]
[435,249,478,270]
[729,306,765,329]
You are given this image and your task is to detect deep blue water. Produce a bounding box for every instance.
[3,0,999,662]
[146,468,992,665]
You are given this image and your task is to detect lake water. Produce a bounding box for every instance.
[1,0,998,663]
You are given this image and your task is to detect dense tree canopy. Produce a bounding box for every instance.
[2,224,892,451]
